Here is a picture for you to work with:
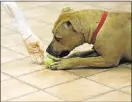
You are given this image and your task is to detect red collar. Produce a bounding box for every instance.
[91,11,108,44]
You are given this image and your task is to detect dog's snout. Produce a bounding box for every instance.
[46,44,52,54]
[46,44,60,57]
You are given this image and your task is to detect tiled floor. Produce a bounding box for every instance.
[1,2,131,102]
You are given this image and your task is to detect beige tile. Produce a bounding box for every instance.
[10,90,63,101]
[42,2,96,12]
[86,91,131,101]
[82,2,131,12]
[1,27,16,37]
[120,86,131,95]
[1,79,37,101]
[1,73,11,81]
[27,18,46,28]
[67,69,106,77]
[8,44,29,56]
[28,7,60,24]
[18,69,79,89]
[23,6,57,21]
[1,47,26,64]
[1,33,23,47]
[17,2,51,10]
[1,57,43,77]
[31,24,53,43]
[2,22,20,32]
[88,68,131,89]
[1,10,12,25]
[45,78,112,101]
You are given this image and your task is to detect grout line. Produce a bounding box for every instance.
[1,56,29,65]
[65,68,112,79]
[43,78,82,101]
[86,77,131,93]
[117,85,131,90]
[6,90,40,101]
[116,85,131,95]
[2,72,78,101]
[1,78,13,82]
[43,77,80,90]
[85,77,116,90]
[2,46,29,56]
[83,90,115,101]
[16,69,45,77]
[2,68,45,78]
[42,90,67,101]
[1,43,23,48]
[3,69,80,91]
[83,85,131,101]
[1,72,13,82]
[2,26,20,33]
[2,72,41,90]
[117,89,131,96]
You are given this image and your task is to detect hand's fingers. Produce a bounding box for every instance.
[29,53,37,63]
[39,51,44,62]
[34,53,43,64]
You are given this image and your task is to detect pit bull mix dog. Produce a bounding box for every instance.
[46,7,131,70]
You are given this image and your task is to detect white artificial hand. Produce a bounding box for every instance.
[24,35,44,64]
[2,2,44,64]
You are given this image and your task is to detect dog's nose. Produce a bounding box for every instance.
[46,45,60,57]
[46,45,51,54]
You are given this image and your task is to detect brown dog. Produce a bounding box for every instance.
[46,7,131,70]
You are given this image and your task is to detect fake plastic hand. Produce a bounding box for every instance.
[24,35,44,64]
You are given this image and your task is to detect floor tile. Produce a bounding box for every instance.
[1,57,43,77]
[1,33,23,47]
[8,44,29,56]
[88,67,131,89]
[1,27,16,37]
[1,79,37,101]
[1,10,12,25]
[31,24,53,43]
[10,90,63,101]
[120,86,131,95]
[2,22,20,32]
[67,69,106,77]
[18,69,79,89]
[86,91,131,101]
[17,2,51,10]
[29,7,60,24]
[45,78,112,101]
[27,18,46,28]
[23,6,57,22]
[1,73,11,81]
[1,47,26,64]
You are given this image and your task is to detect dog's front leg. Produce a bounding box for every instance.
[50,56,118,70]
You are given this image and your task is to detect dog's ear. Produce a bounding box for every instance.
[61,7,73,13]
[69,17,82,33]
[63,21,72,30]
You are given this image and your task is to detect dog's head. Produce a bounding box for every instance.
[46,7,89,57]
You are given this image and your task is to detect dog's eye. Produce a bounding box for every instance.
[54,36,62,42]
[66,21,71,26]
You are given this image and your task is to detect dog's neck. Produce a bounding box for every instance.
[83,10,106,44]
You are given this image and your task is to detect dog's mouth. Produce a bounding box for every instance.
[59,50,70,57]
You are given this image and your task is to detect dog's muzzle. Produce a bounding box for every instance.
[46,45,70,58]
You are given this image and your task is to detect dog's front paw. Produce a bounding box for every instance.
[50,59,73,70]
